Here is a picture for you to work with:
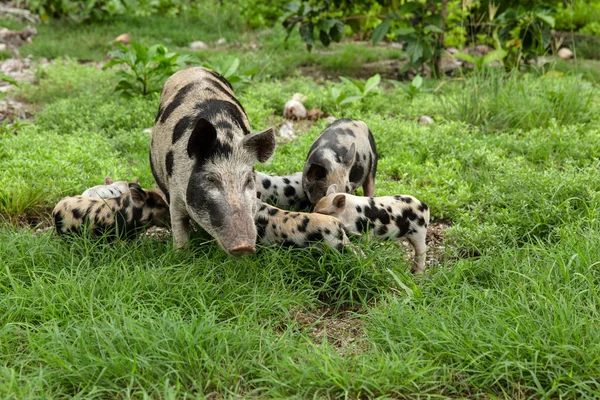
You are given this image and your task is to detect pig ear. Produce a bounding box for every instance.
[129,183,147,206]
[333,194,346,211]
[343,143,356,167]
[306,164,327,182]
[242,127,276,162]
[326,184,338,195]
[132,177,140,184]
[187,118,218,160]
[104,176,114,185]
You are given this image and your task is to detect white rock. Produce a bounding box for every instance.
[216,37,227,46]
[390,42,403,49]
[0,58,23,73]
[143,128,153,135]
[0,44,6,51]
[418,116,434,125]
[558,47,573,59]
[325,116,337,125]
[189,41,208,50]
[278,121,295,140]
[446,47,459,54]
[283,99,307,120]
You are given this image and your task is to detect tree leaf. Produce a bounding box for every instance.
[299,22,315,47]
[319,29,331,47]
[535,13,555,28]
[372,19,391,45]
[424,24,443,34]
[398,2,419,15]
[364,74,381,94]
[329,19,344,42]
[405,40,424,63]
[395,26,416,36]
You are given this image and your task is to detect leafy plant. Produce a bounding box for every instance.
[495,4,556,70]
[202,57,257,92]
[387,75,430,101]
[454,49,508,71]
[283,1,345,51]
[329,73,380,112]
[102,42,197,96]
[372,1,447,76]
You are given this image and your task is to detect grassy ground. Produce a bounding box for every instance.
[2,8,600,399]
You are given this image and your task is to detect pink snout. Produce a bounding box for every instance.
[228,244,256,256]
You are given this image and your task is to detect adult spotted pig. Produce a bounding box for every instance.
[150,67,275,255]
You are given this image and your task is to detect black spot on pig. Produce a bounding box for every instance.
[307,231,324,243]
[298,216,310,233]
[262,179,271,189]
[160,83,196,124]
[166,151,174,177]
[418,202,429,212]
[284,185,296,197]
[377,225,388,236]
[364,198,390,224]
[356,217,370,233]
[395,215,410,237]
[268,207,279,216]
[72,208,83,220]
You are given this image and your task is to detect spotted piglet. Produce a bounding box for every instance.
[302,118,378,205]
[82,176,139,199]
[255,171,310,211]
[53,183,170,239]
[254,200,350,251]
[314,185,430,273]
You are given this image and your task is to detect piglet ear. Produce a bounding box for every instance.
[326,184,338,195]
[333,194,346,211]
[306,164,327,183]
[132,177,140,184]
[342,143,356,166]
[129,182,147,206]
[104,176,114,185]
[242,127,275,162]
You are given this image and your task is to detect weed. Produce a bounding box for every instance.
[103,42,198,96]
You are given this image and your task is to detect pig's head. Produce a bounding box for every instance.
[129,183,171,228]
[185,118,275,256]
[314,184,348,221]
[303,143,356,204]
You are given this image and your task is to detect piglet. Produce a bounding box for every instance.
[254,200,350,252]
[53,183,170,239]
[255,171,310,211]
[314,185,430,273]
[303,118,377,204]
[82,176,139,199]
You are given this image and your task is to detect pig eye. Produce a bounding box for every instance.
[206,175,217,184]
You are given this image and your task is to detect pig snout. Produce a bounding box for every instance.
[221,206,257,256]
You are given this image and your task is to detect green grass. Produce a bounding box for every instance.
[2,13,600,398]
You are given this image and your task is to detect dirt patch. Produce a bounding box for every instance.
[290,306,368,356]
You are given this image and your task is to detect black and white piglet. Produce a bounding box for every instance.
[53,183,170,239]
[314,185,430,273]
[81,176,139,199]
[254,200,350,251]
[302,118,378,204]
[255,171,310,210]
